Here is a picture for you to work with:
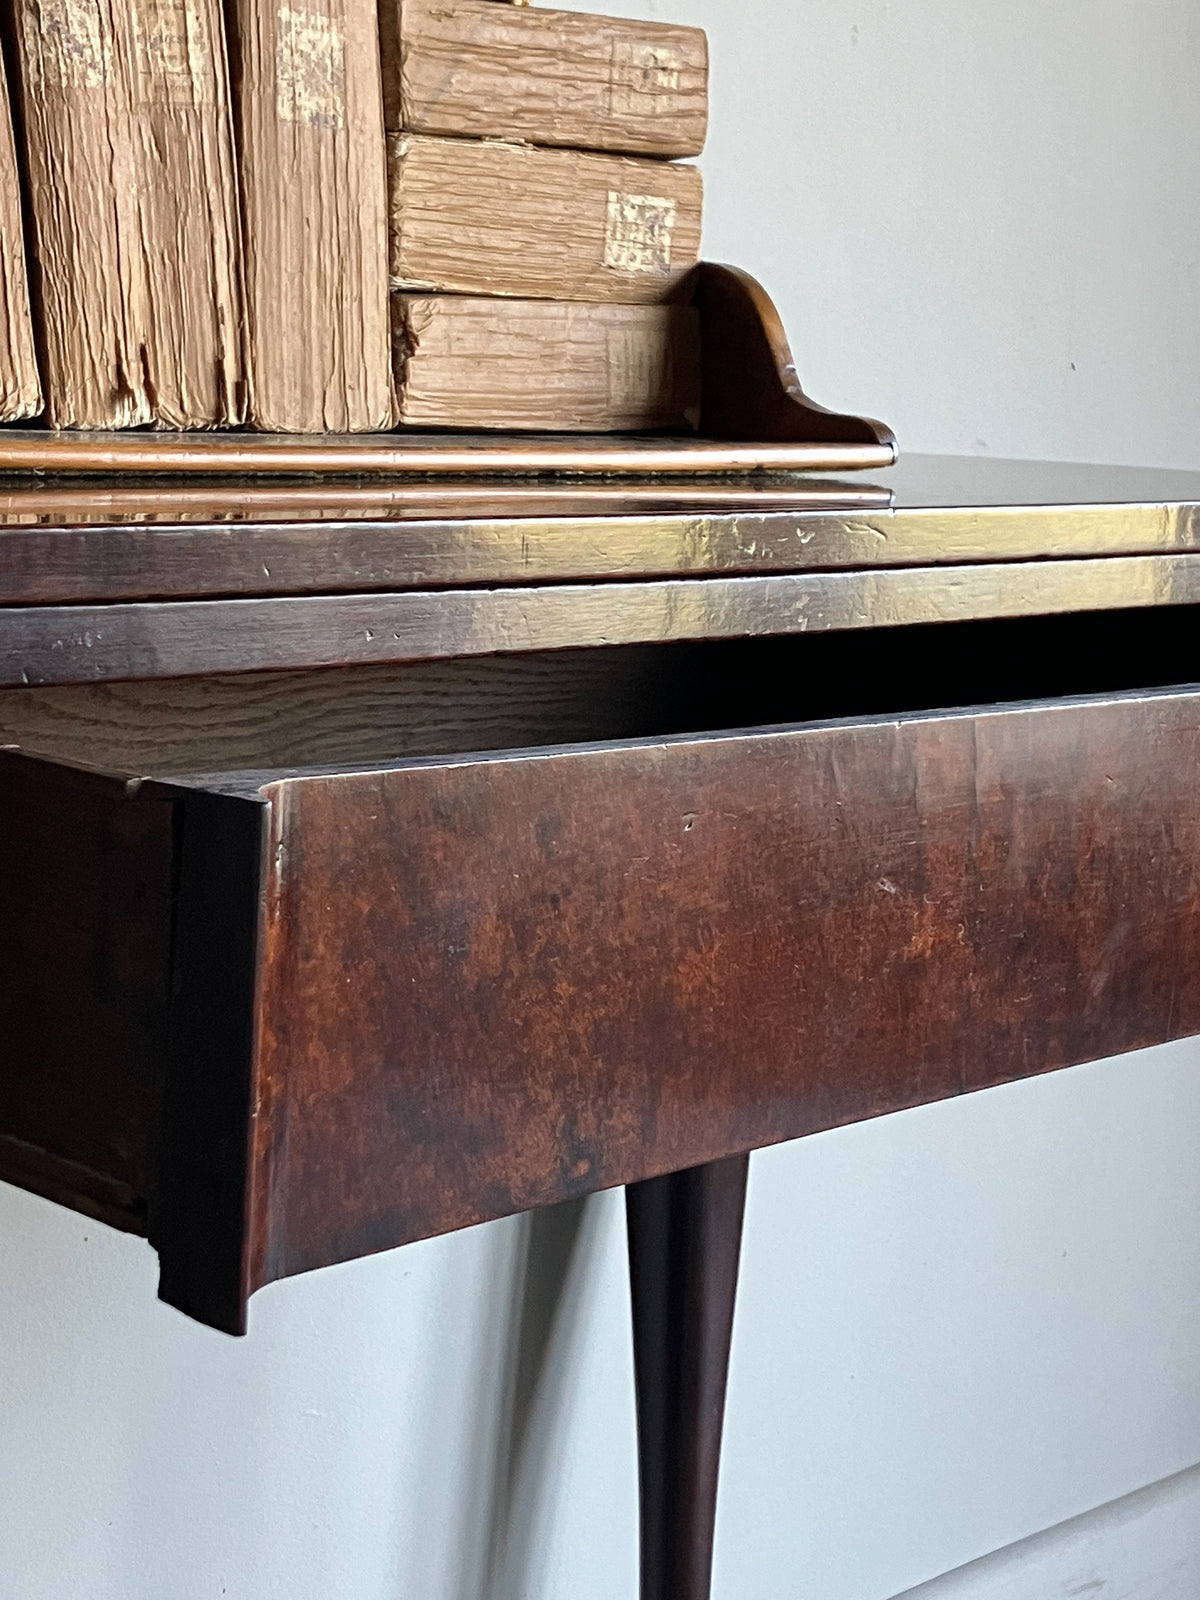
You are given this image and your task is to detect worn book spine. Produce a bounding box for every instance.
[126,0,247,426]
[231,0,393,431]
[0,47,40,421]
[13,0,153,427]
[392,294,701,431]
[11,0,245,428]
[389,135,703,304]
[380,0,708,158]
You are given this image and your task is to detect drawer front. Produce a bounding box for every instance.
[6,686,1200,1333]
[155,688,1200,1330]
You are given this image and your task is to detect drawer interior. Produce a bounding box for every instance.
[2,602,1200,779]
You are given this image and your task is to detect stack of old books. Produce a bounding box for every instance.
[0,0,707,434]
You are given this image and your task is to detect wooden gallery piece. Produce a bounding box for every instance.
[0,264,897,475]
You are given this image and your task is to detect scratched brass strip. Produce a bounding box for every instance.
[1,552,1197,686]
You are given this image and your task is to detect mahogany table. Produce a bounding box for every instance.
[4,452,1200,1599]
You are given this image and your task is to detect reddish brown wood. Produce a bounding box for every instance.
[138,683,1200,1328]
[627,1155,749,1600]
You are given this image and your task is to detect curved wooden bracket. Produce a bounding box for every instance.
[0,263,895,476]
[695,262,896,454]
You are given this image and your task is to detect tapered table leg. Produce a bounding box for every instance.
[625,1153,750,1600]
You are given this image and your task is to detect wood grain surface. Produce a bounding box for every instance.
[380,0,708,156]
[393,295,700,430]
[389,135,702,303]
[145,684,1200,1326]
[1,552,1197,687]
[0,46,40,420]
[0,647,696,772]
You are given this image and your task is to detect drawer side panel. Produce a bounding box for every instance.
[0,752,174,1230]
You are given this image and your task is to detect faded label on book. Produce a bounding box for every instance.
[608,40,681,118]
[23,0,112,90]
[276,5,346,128]
[603,192,676,276]
[131,0,212,105]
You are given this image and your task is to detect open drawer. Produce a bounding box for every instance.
[4,613,1200,1333]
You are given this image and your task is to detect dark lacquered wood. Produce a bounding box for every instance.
[627,1155,749,1600]
[4,551,1200,687]
[150,792,268,1335]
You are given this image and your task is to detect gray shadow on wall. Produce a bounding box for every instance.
[470,1191,607,1600]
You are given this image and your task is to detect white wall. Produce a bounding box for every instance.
[4,1,1200,1596]
[893,1464,1200,1600]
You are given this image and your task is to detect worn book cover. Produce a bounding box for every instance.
[12,0,245,428]
[392,294,700,430]
[380,0,708,158]
[128,0,247,426]
[390,135,703,304]
[231,0,393,431]
[0,47,40,421]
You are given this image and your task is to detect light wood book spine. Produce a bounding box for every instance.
[380,0,708,158]
[392,295,701,431]
[12,0,245,428]
[231,0,393,431]
[128,0,247,427]
[0,48,40,421]
[389,135,703,304]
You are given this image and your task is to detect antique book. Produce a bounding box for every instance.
[129,0,247,426]
[392,294,700,430]
[379,0,708,158]
[231,0,393,431]
[0,48,40,421]
[389,135,703,303]
[12,0,245,428]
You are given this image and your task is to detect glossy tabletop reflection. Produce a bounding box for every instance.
[1,456,1199,686]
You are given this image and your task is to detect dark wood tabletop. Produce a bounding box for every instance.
[3,452,1200,1600]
